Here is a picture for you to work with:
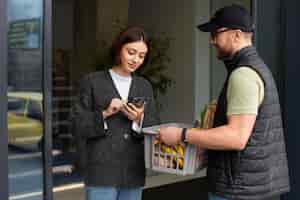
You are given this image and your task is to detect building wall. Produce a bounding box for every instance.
[256,0,284,100]
[129,0,210,123]
[194,0,211,120]
[72,0,97,80]
[282,1,300,199]
[96,0,129,51]
[54,0,131,82]
[54,0,74,50]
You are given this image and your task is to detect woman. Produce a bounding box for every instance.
[72,26,159,200]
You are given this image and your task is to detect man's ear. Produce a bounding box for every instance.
[234,30,243,42]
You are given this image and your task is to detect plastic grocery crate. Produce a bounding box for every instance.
[143,123,206,176]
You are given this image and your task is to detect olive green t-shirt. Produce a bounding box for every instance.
[227,67,264,116]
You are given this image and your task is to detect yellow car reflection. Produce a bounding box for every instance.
[8,92,43,148]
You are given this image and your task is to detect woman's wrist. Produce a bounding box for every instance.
[134,117,141,124]
[102,110,109,119]
[135,112,145,124]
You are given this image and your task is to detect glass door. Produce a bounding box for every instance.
[7,0,44,199]
[1,0,53,199]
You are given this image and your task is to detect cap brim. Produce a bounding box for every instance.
[197,22,220,32]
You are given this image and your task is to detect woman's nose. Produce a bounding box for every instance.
[132,56,139,63]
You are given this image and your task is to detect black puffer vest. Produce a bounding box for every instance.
[207,46,290,200]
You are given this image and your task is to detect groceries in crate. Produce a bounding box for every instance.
[142,101,216,176]
[152,139,185,169]
[200,100,217,129]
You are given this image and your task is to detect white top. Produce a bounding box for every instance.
[109,69,132,100]
[106,69,143,132]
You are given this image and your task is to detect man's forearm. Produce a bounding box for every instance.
[186,126,246,150]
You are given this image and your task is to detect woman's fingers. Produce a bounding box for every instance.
[122,103,140,121]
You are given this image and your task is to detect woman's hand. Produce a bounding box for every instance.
[102,98,124,119]
[121,102,145,124]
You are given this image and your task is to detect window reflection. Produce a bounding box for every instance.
[8,97,26,115]
[8,92,43,150]
[7,0,44,199]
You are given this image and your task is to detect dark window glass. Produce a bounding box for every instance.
[27,100,42,121]
[7,0,44,199]
[8,97,26,115]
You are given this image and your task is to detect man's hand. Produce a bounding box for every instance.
[121,102,145,123]
[102,98,124,119]
[158,127,182,146]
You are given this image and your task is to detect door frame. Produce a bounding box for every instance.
[0,0,8,198]
[43,0,54,199]
[0,0,53,199]
[251,0,257,45]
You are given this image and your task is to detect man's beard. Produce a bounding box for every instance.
[216,47,232,60]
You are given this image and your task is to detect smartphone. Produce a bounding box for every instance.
[127,97,146,108]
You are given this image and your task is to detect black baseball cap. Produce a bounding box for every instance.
[197,4,254,33]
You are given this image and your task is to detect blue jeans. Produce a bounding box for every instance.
[208,193,229,200]
[86,186,142,200]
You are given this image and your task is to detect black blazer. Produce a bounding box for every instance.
[72,70,159,187]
